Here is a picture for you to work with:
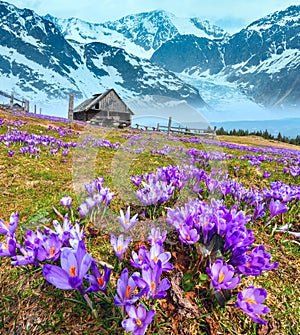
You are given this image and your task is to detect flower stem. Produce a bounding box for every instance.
[83,293,98,318]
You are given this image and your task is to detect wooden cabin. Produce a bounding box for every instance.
[73,89,134,127]
[0,102,24,111]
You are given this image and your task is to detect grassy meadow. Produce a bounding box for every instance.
[0,109,299,335]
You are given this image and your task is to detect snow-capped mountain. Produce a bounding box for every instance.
[45,10,227,59]
[0,1,204,111]
[151,5,300,108]
[1,0,299,115]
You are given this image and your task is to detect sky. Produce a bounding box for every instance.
[4,0,299,33]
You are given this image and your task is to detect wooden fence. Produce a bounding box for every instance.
[0,89,30,112]
[134,117,216,138]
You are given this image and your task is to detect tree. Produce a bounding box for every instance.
[277,132,283,142]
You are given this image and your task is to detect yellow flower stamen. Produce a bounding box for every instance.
[126,285,131,299]
[97,276,104,286]
[49,247,55,258]
[218,273,225,283]
[136,318,142,326]
[69,266,77,277]
[244,297,256,304]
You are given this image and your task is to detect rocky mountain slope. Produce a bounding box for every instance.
[45,10,227,58]
[0,1,204,107]
[151,5,300,108]
[1,1,298,112]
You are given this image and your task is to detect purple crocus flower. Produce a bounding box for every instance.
[148,226,167,246]
[0,234,16,257]
[62,149,69,156]
[60,196,72,209]
[12,245,39,266]
[114,268,143,306]
[118,207,138,233]
[130,245,148,269]
[224,227,254,252]
[131,175,143,187]
[135,178,174,206]
[110,234,131,260]
[42,240,92,290]
[36,234,63,262]
[206,258,240,291]
[85,197,96,210]
[178,225,199,245]
[148,243,173,272]
[133,260,170,300]
[238,245,279,276]
[78,203,89,219]
[236,286,270,324]
[52,215,73,245]
[122,304,155,335]
[269,198,289,219]
[69,221,85,248]
[253,202,266,221]
[263,171,271,178]
[100,187,114,205]
[199,218,215,244]
[85,261,112,293]
[0,212,19,235]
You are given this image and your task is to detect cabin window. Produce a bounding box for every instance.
[95,102,99,109]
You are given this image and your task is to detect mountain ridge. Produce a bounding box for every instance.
[0,1,205,110]
[151,5,300,108]
[44,9,227,59]
[0,1,299,113]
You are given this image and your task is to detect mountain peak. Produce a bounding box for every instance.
[48,9,227,58]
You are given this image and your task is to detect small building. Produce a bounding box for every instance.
[0,102,24,111]
[73,89,134,127]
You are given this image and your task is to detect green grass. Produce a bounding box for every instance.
[0,110,299,334]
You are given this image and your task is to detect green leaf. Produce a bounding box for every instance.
[199,273,208,282]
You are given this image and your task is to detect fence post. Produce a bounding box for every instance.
[167,117,172,135]
[25,100,30,113]
[34,105,36,114]
[40,108,42,115]
[68,93,74,124]
[10,91,14,109]
[156,123,160,131]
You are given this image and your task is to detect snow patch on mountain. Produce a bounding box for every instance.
[257,49,300,74]
[45,10,227,59]
[178,72,270,122]
[247,5,300,32]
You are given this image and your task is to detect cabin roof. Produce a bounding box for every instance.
[73,89,134,115]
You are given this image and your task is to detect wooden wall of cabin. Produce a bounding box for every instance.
[109,111,131,121]
[73,111,85,121]
[94,91,129,114]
